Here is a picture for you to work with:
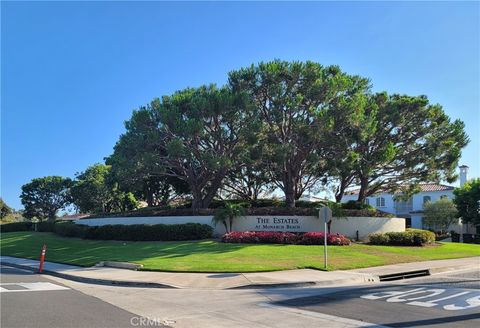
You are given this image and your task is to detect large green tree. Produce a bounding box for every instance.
[229,60,370,207]
[423,198,458,232]
[106,109,188,207]
[20,176,73,221]
[70,164,138,214]
[221,142,273,200]
[136,85,255,210]
[454,178,480,227]
[330,93,469,202]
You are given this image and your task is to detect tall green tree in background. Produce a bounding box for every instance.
[229,60,370,207]
[318,85,369,202]
[20,176,73,221]
[330,93,469,203]
[106,109,189,207]
[0,198,13,220]
[221,142,274,200]
[70,164,138,214]
[454,178,480,227]
[423,198,458,232]
[147,85,256,210]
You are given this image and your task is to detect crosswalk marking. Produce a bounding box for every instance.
[0,282,70,293]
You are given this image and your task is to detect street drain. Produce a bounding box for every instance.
[379,269,430,281]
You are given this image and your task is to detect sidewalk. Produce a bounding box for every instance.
[1,256,478,290]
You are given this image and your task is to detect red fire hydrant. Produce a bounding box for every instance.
[38,243,47,273]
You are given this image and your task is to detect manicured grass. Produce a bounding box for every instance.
[1,232,479,272]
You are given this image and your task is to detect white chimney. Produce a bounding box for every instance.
[459,165,469,187]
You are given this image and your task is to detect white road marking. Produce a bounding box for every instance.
[361,287,480,311]
[0,282,70,293]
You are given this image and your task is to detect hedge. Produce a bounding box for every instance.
[369,228,435,246]
[81,223,213,241]
[1,221,213,241]
[0,222,32,233]
[222,231,351,246]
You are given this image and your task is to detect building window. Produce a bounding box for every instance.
[376,197,385,207]
[440,195,449,199]
[364,198,369,206]
[423,196,431,204]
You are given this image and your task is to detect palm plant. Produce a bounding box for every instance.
[212,202,247,233]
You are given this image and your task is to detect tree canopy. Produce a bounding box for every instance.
[229,60,370,207]
[20,60,470,211]
[144,85,256,210]
[454,178,480,227]
[70,164,138,214]
[20,176,73,221]
[106,109,188,207]
[423,198,458,232]
[327,92,469,202]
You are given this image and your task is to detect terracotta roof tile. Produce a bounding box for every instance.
[345,183,454,195]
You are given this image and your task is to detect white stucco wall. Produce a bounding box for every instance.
[321,216,406,240]
[76,215,405,239]
[411,190,454,211]
[342,193,396,214]
[411,215,423,229]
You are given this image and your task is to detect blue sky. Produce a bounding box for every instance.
[1,1,479,210]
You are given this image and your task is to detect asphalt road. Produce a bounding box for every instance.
[0,265,168,328]
[275,269,480,328]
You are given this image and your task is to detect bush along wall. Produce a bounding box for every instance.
[1,221,213,241]
[222,231,350,245]
[368,228,435,246]
[0,222,32,233]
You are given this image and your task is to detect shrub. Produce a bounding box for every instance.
[369,229,435,246]
[222,231,350,246]
[369,233,390,245]
[294,232,351,245]
[407,228,435,246]
[342,200,372,210]
[81,223,213,241]
[37,221,56,232]
[0,221,31,232]
[54,222,87,238]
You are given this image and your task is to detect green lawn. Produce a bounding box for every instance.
[1,232,479,272]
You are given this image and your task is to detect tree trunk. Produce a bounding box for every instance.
[335,179,348,203]
[357,177,369,204]
[191,195,203,212]
[145,185,154,207]
[190,181,204,211]
[201,169,228,209]
[284,172,296,208]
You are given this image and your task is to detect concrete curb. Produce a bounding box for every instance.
[0,261,177,289]
[3,256,477,290]
[96,261,144,270]
[230,281,317,289]
[230,275,378,289]
[1,259,375,290]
